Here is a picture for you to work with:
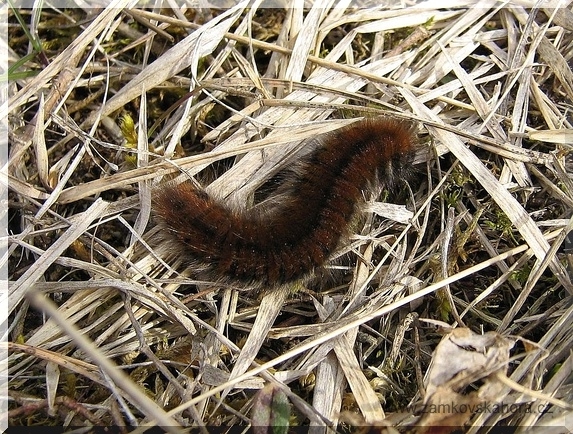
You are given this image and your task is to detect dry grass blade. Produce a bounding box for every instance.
[221,289,288,400]
[7,3,573,431]
[32,93,48,189]
[333,333,385,423]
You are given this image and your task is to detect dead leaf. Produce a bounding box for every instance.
[415,328,515,433]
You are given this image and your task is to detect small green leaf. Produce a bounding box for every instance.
[251,383,291,434]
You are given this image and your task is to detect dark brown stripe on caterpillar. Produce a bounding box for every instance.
[153,117,417,292]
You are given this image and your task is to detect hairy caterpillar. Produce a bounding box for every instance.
[154,117,417,294]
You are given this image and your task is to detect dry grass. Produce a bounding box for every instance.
[6,2,573,432]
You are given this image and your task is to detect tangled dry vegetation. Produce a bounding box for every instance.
[6,2,573,432]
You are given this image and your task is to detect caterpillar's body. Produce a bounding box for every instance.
[154,117,417,292]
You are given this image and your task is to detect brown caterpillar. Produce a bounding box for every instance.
[154,117,417,293]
